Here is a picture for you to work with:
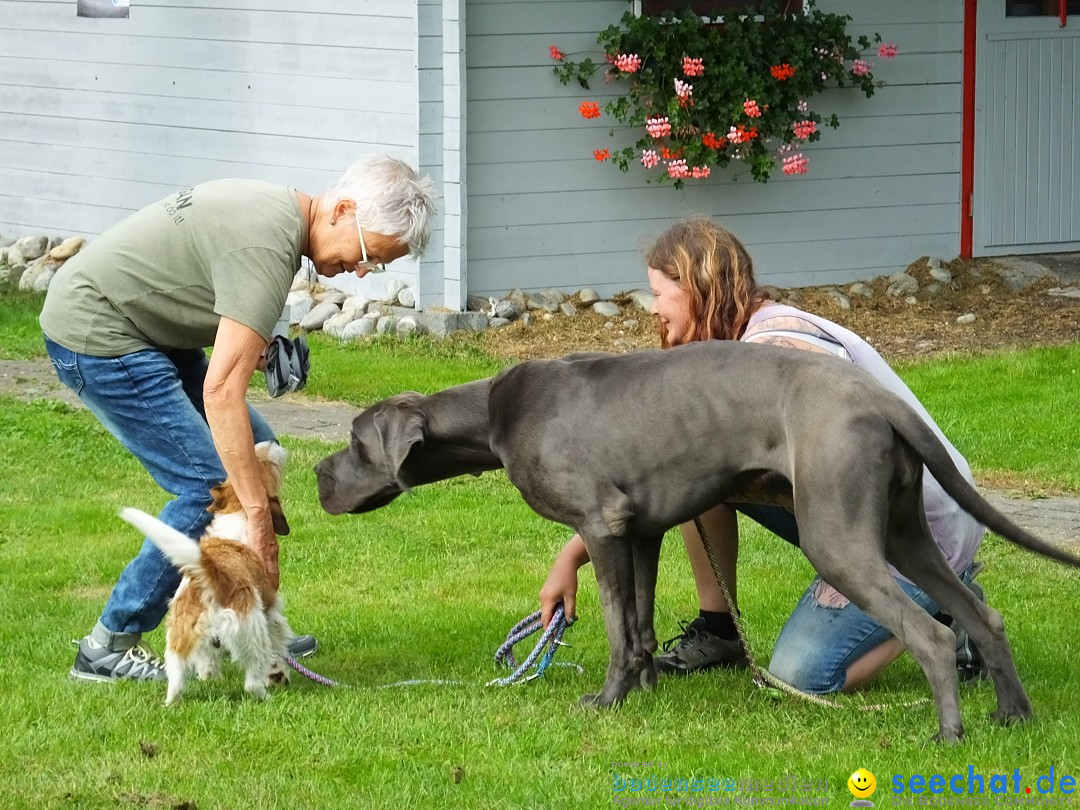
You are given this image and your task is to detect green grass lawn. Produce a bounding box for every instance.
[2,292,1079,808]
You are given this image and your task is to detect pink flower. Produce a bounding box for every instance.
[798,99,809,114]
[615,53,641,73]
[743,99,762,118]
[646,116,672,138]
[878,42,899,59]
[682,56,705,77]
[666,159,690,179]
[782,153,810,175]
[641,149,660,169]
[549,45,564,61]
[691,166,711,179]
[792,119,818,140]
[852,59,872,77]
[728,125,744,144]
[674,79,693,100]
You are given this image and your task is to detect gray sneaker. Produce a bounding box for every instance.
[286,634,318,659]
[71,637,167,682]
[654,617,748,675]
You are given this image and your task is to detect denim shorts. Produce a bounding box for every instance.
[733,502,972,695]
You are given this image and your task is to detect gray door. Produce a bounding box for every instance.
[974,0,1080,255]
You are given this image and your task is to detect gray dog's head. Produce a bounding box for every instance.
[315,392,427,515]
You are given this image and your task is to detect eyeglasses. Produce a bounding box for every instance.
[355,212,386,274]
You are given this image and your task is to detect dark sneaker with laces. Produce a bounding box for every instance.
[955,579,989,682]
[654,617,748,675]
[70,637,167,682]
[286,634,318,659]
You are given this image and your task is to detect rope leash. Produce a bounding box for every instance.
[285,606,580,690]
[488,604,578,686]
[281,651,338,688]
[693,517,931,712]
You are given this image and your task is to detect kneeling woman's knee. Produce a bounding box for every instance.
[768,640,846,695]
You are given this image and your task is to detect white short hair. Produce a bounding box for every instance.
[326,155,437,256]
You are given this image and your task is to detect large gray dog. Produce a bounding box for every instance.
[315,341,1080,742]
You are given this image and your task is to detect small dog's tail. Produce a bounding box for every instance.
[118,507,202,572]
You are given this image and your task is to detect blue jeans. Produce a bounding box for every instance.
[44,335,276,637]
[733,502,974,694]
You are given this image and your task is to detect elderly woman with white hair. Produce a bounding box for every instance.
[40,154,437,682]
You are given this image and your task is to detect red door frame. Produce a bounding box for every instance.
[960,0,977,258]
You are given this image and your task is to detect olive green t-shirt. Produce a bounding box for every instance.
[40,179,307,356]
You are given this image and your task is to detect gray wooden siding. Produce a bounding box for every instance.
[464,0,964,298]
[0,0,419,251]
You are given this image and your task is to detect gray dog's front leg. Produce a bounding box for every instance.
[581,533,647,708]
[632,535,663,691]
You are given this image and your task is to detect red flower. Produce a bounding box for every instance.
[702,131,727,150]
[579,101,601,119]
[594,149,611,161]
[550,45,565,61]
[770,63,796,80]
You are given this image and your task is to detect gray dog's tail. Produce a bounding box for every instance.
[888,406,1080,568]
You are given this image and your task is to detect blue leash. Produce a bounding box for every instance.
[487,604,577,686]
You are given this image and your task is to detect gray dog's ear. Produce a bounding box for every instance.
[372,402,426,489]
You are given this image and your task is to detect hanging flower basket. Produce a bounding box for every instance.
[551,0,898,186]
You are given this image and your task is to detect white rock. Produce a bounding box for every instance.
[385,279,405,301]
[847,282,874,298]
[299,301,341,331]
[322,311,353,339]
[592,301,622,317]
[18,257,61,290]
[396,316,419,336]
[316,288,347,306]
[957,313,977,325]
[286,290,315,324]
[488,317,512,329]
[627,289,656,312]
[14,235,48,262]
[578,288,600,304]
[341,295,370,321]
[929,267,953,284]
[397,287,416,308]
[6,246,27,268]
[559,302,577,317]
[341,318,376,340]
[32,267,57,292]
[376,315,397,334]
[904,296,918,306]
[494,300,523,320]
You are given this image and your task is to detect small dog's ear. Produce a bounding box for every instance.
[269,497,290,536]
[208,483,238,515]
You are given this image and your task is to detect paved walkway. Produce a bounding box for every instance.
[2,357,1077,548]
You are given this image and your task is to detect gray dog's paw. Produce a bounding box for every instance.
[989,706,1034,726]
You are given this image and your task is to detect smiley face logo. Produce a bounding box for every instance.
[848,769,877,799]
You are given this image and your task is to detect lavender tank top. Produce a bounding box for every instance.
[743,304,982,574]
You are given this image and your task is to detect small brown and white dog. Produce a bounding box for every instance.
[119,440,294,705]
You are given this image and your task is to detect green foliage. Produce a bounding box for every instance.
[552,0,891,185]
